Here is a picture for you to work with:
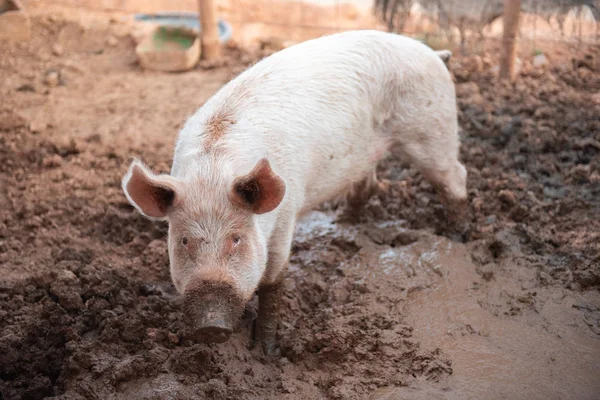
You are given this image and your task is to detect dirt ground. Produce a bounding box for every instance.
[1,7,600,400]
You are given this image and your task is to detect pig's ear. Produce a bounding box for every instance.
[122,159,180,219]
[230,158,286,214]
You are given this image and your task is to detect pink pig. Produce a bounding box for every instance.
[122,30,467,355]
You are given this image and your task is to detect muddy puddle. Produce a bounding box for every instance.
[305,211,600,400]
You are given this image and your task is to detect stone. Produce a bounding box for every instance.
[498,189,517,207]
[106,35,117,47]
[43,70,60,87]
[532,53,548,67]
[29,118,46,133]
[52,43,63,56]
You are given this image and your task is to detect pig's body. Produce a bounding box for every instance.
[171,30,465,283]
[123,30,467,354]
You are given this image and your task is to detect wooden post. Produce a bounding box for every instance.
[499,0,521,81]
[198,0,221,60]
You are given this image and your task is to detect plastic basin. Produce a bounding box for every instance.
[135,26,201,72]
[134,12,233,44]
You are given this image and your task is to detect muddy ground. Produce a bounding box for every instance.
[1,7,599,400]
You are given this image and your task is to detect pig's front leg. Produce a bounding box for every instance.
[254,217,294,356]
[256,278,285,356]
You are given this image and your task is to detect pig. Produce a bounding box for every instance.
[121,30,468,355]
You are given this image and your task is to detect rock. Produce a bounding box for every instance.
[29,117,47,133]
[498,189,517,207]
[57,269,77,283]
[50,282,84,310]
[43,70,60,87]
[106,35,117,47]
[532,53,547,67]
[52,43,63,56]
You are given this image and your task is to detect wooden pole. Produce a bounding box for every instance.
[499,0,521,81]
[198,0,221,60]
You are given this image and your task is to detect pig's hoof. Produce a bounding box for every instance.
[444,221,471,243]
[334,211,361,224]
[249,321,279,357]
[376,178,393,196]
[261,339,281,358]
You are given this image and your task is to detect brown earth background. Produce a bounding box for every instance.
[1,1,599,399]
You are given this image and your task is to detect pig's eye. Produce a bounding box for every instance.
[232,236,241,246]
[181,237,189,247]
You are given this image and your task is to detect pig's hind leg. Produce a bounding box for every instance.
[337,171,378,222]
[337,169,393,223]
[393,131,470,240]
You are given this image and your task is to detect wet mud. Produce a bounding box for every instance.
[1,7,599,400]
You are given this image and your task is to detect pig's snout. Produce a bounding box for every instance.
[183,280,245,344]
[195,309,233,343]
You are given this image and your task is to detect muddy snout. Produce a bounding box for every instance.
[183,280,246,344]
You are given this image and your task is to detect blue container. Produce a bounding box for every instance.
[134,12,233,43]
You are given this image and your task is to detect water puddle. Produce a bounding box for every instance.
[386,243,600,400]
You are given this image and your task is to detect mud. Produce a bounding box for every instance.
[1,7,600,400]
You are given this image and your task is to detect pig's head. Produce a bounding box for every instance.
[121,157,285,343]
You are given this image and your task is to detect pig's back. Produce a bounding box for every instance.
[177,30,455,211]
